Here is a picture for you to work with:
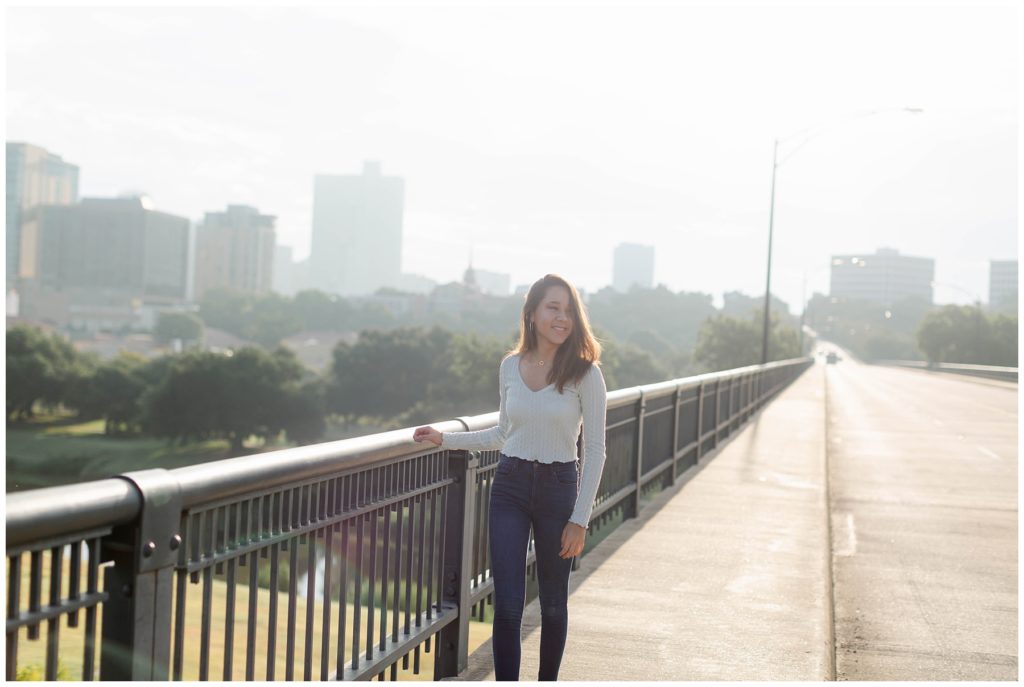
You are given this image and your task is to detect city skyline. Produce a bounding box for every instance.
[7,4,1017,311]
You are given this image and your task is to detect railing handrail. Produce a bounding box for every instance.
[873,359,1018,373]
[5,357,811,549]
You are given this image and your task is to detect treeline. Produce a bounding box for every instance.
[191,285,801,378]
[805,294,1017,366]
[916,304,1017,366]
[8,323,698,448]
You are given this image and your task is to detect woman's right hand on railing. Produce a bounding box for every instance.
[413,426,443,446]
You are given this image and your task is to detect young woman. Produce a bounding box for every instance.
[413,273,608,681]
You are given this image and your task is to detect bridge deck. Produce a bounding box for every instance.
[460,356,1019,681]
[462,363,834,680]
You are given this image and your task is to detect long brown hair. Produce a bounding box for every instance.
[508,274,602,393]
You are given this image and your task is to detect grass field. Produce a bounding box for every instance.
[12,549,493,681]
[6,414,400,493]
[4,410,310,493]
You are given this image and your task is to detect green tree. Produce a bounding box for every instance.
[243,294,303,348]
[154,311,204,345]
[988,313,1018,367]
[197,288,250,336]
[294,289,354,331]
[425,330,515,418]
[693,310,800,372]
[916,304,991,364]
[327,326,453,422]
[279,377,328,445]
[6,325,86,422]
[598,335,670,391]
[67,352,149,434]
[141,346,312,452]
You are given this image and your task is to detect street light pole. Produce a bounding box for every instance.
[760,106,923,366]
[761,138,779,364]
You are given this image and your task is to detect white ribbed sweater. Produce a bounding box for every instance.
[441,353,608,527]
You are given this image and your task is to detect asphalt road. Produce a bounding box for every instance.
[825,353,1018,680]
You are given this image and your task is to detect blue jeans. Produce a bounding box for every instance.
[489,453,579,681]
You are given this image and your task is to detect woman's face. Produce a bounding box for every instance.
[531,285,574,348]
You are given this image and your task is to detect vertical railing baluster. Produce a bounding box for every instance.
[44,546,63,680]
[304,485,318,680]
[266,541,280,680]
[320,521,334,681]
[413,469,428,674]
[380,483,392,655]
[245,497,259,681]
[426,485,439,626]
[366,505,378,661]
[27,550,42,641]
[351,508,364,671]
[199,509,213,681]
[83,538,100,681]
[223,503,239,680]
[6,554,21,681]
[403,464,415,667]
[478,465,488,612]
[337,515,349,677]
[245,548,259,681]
[696,381,705,460]
[268,491,284,679]
[416,457,428,628]
[670,386,681,485]
[632,392,647,518]
[392,496,404,646]
[68,541,81,628]
[285,489,300,680]
[172,565,186,681]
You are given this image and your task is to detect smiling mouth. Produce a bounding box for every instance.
[553,326,568,332]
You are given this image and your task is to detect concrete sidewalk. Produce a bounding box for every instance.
[461,363,831,681]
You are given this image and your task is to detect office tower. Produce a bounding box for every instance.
[18,196,189,330]
[309,161,404,297]
[829,247,934,305]
[6,142,79,284]
[194,205,276,300]
[989,259,1018,311]
[613,243,655,293]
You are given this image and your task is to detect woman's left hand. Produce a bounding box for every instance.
[559,522,586,559]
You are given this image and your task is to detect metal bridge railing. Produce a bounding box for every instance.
[6,357,812,681]
[873,359,1018,382]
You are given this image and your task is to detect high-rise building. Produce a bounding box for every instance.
[829,248,934,305]
[6,142,79,285]
[18,196,189,330]
[989,259,1018,311]
[309,161,404,297]
[193,205,276,300]
[613,243,655,293]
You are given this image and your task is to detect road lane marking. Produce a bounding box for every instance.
[976,446,1001,460]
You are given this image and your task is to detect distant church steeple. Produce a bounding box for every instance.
[463,244,478,291]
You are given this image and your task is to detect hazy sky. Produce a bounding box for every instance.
[7,1,1018,312]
